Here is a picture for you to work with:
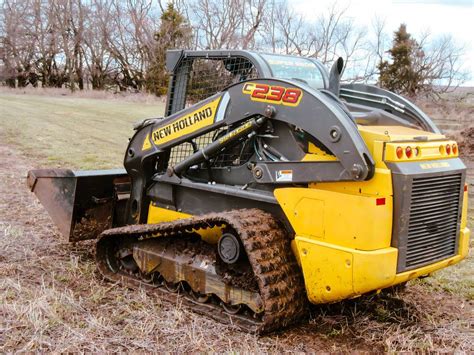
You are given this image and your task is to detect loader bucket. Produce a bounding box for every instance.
[27,168,130,242]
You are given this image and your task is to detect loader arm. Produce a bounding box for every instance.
[124,78,375,223]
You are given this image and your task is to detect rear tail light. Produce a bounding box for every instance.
[452,144,458,155]
[396,146,403,159]
[405,146,413,158]
[465,184,468,192]
[446,144,451,155]
[413,147,420,156]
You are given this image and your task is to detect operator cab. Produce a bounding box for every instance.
[256,53,328,91]
[165,49,439,133]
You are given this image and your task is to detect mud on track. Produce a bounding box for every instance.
[0,143,472,352]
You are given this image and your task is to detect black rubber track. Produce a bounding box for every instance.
[96,208,308,334]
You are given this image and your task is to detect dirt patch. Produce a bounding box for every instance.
[0,143,472,352]
[448,126,474,158]
[416,95,473,127]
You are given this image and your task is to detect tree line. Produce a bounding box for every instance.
[0,0,469,97]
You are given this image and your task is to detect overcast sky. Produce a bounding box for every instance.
[291,0,474,85]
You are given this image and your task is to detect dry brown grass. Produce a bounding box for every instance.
[416,91,474,134]
[0,145,286,352]
[1,143,472,352]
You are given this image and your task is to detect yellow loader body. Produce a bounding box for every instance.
[147,124,470,304]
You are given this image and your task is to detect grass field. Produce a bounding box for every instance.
[0,89,472,352]
[0,91,165,169]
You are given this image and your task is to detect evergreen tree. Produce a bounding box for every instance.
[146,4,192,96]
[378,24,424,97]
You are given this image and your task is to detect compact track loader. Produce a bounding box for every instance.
[28,50,470,333]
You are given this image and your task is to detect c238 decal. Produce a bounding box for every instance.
[242,82,303,107]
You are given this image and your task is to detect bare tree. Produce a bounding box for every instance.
[191,0,243,49]
[306,3,350,63]
[349,16,390,82]
[241,0,266,49]
[190,0,266,50]
[271,1,309,55]
[416,33,469,94]
[81,1,113,90]
[104,0,157,91]
[0,0,37,87]
[0,0,469,95]
[31,0,63,87]
[71,0,85,90]
[52,0,79,91]
[260,1,369,71]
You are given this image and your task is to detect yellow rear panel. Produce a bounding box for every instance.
[276,125,470,304]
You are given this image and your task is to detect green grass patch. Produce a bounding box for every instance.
[0,92,164,169]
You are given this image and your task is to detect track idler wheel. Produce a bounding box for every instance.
[117,248,138,274]
[218,232,243,264]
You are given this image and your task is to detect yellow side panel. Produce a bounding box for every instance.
[147,204,221,244]
[302,142,338,162]
[310,167,392,196]
[274,187,392,250]
[147,204,191,223]
[358,125,445,142]
[459,227,470,259]
[295,237,397,303]
[461,186,468,229]
[295,237,354,303]
[293,198,325,238]
[351,247,397,294]
[295,235,469,304]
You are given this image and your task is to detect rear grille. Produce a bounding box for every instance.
[405,173,462,269]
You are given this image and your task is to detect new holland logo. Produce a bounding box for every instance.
[420,162,450,169]
[142,133,152,151]
[147,97,221,147]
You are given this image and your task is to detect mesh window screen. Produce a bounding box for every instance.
[169,128,226,165]
[186,56,258,105]
[169,56,259,166]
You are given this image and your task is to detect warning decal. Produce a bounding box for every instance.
[276,169,293,182]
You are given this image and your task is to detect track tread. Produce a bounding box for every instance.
[96,208,308,333]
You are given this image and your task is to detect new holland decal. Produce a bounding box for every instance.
[148,97,221,147]
[242,82,303,107]
[420,162,450,169]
